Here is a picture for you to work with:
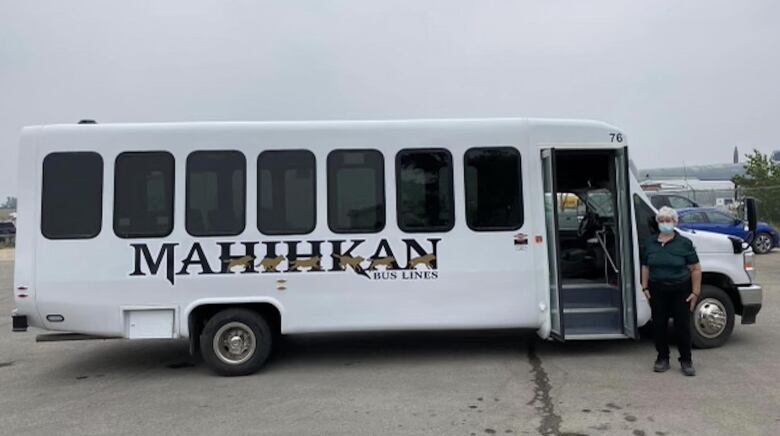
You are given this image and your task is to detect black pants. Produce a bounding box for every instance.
[650,281,693,363]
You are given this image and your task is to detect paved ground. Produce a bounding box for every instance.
[1,250,779,436]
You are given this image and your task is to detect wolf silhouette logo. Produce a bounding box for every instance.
[257,256,285,272]
[408,254,436,269]
[291,256,322,271]
[223,255,255,271]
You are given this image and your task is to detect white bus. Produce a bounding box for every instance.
[10,118,763,376]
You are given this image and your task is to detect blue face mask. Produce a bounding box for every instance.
[658,223,675,234]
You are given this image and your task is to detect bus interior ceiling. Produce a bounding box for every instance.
[555,150,623,335]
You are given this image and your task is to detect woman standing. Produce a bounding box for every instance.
[640,206,702,376]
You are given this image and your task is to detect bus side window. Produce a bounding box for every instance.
[258,150,316,235]
[464,147,523,231]
[327,149,385,233]
[633,195,656,255]
[114,152,175,238]
[186,150,246,237]
[41,152,103,239]
[396,148,454,233]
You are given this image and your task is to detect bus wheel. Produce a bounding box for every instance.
[691,285,735,349]
[200,308,272,376]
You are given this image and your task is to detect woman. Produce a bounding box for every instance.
[640,206,702,376]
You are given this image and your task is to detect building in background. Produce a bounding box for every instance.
[635,148,780,209]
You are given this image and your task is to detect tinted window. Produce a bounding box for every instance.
[557,193,585,232]
[186,151,246,236]
[634,195,656,243]
[707,211,738,225]
[633,195,658,261]
[586,191,614,217]
[114,152,174,238]
[396,149,454,232]
[41,152,103,239]
[668,195,696,209]
[679,211,708,224]
[464,147,523,230]
[258,150,316,235]
[649,196,667,209]
[327,150,385,233]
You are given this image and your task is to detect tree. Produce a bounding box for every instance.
[732,150,780,225]
[0,196,16,209]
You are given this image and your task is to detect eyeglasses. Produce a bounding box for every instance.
[656,217,676,223]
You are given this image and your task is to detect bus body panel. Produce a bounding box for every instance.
[12,118,755,341]
[13,127,43,329]
[22,119,564,338]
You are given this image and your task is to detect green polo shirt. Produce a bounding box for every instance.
[640,232,699,284]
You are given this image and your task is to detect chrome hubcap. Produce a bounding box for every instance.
[756,234,772,253]
[694,298,727,339]
[213,322,257,365]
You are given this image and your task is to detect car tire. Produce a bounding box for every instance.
[691,285,735,349]
[752,232,773,254]
[200,308,272,376]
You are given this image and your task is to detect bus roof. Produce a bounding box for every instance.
[28,117,619,131]
[22,118,626,151]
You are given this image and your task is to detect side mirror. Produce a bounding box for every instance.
[745,197,758,242]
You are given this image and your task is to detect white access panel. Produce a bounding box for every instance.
[124,309,176,339]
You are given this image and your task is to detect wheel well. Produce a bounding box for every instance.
[701,272,743,315]
[187,303,282,355]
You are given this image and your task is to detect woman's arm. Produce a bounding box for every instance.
[641,265,650,300]
[686,263,702,311]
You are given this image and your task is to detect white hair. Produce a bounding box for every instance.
[656,206,679,223]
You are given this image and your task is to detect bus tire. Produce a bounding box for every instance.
[691,285,735,349]
[200,308,272,376]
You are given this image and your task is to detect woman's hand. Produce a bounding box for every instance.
[643,289,651,300]
[686,293,699,312]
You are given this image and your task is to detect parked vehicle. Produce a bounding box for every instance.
[0,221,15,240]
[676,207,779,254]
[647,192,699,209]
[11,119,763,376]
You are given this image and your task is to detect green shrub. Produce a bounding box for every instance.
[733,150,780,227]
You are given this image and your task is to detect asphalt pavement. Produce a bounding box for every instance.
[1,250,779,435]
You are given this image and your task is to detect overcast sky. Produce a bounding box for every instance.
[1,0,779,199]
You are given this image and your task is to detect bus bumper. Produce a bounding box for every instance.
[737,284,762,325]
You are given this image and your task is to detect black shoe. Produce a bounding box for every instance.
[653,357,670,372]
[681,361,696,377]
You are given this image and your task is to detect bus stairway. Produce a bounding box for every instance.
[560,282,623,336]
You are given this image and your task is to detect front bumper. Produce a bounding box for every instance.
[737,284,762,324]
